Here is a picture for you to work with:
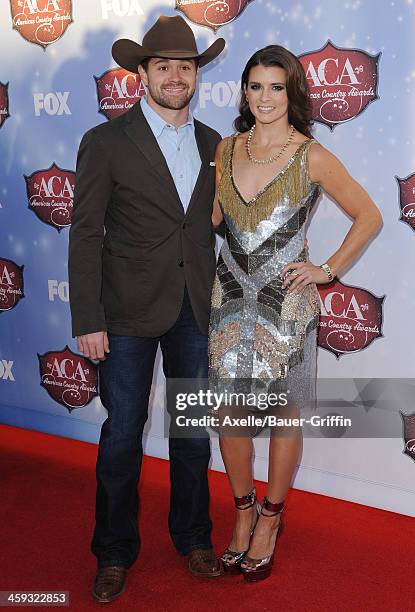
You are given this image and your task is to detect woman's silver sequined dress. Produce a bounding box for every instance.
[208,136,321,409]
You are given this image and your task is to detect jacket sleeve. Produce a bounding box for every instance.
[68,128,112,337]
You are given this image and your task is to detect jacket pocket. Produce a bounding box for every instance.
[102,251,150,321]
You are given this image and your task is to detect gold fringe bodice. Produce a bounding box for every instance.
[218,135,316,233]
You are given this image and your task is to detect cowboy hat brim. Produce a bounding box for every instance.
[112,37,225,72]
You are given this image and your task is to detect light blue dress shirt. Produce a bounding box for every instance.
[140,96,201,212]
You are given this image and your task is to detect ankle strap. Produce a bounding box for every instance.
[234,487,256,510]
[260,497,284,516]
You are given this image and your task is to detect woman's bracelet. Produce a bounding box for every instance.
[320,262,334,282]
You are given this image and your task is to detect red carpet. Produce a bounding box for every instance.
[0,424,412,611]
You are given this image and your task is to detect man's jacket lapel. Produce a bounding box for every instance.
[122,100,184,215]
[185,120,210,218]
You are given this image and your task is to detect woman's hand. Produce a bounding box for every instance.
[279,261,331,293]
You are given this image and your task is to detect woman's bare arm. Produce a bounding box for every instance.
[280,143,383,292]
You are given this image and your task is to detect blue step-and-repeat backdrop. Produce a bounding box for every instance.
[0,0,414,515]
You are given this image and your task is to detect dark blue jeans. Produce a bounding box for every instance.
[92,289,212,568]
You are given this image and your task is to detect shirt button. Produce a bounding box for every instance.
[178,260,184,267]
[179,174,183,179]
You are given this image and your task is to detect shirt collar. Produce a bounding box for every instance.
[140,96,194,138]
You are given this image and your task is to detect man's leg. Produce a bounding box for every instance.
[92,334,158,569]
[160,289,213,557]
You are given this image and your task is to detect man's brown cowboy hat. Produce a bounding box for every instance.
[112,15,225,73]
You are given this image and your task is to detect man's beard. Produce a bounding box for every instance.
[148,81,195,110]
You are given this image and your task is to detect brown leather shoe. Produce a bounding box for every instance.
[92,566,127,603]
[188,548,222,578]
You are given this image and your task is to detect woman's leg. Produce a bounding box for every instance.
[243,414,302,562]
[219,411,257,554]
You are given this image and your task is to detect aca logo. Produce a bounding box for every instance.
[38,346,98,412]
[0,258,24,312]
[400,412,415,463]
[9,0,73,49]
[95,68,145,120]
[176,0,253,31]
[299,41,380,130]
[317,279,384,358]
[199,81,240,109]
[25,164,74,231]
[0,82,10,129]
[33,91,71,116]
[0,359,15,382]
[101,0,143,19]
[395,173,415,233]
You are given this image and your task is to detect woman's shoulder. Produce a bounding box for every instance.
[307,140,345,184]
[232,132,249,155]
[293,133,318,149]
[307,139,334,163]
[282,133,318,158]
[215,135,237,168]
[215,133,241,158]
[233,131,247,142]
[216,134,236,149]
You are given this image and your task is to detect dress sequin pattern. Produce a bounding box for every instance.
[208,135,321,409]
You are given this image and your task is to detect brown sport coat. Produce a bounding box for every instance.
[68,100,220,338]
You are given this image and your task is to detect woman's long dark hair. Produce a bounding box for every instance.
[234,45,313,137]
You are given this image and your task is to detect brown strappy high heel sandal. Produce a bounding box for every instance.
[240,497,284,582]
[220,486,260,575]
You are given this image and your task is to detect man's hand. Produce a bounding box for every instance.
[77,331,109,361]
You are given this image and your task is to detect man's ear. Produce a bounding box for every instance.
[138,64,148,86]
